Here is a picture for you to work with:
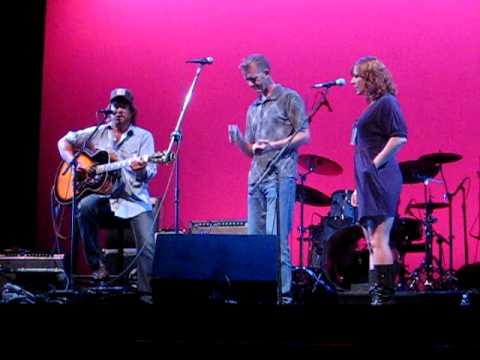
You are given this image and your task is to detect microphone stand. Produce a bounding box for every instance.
[163,63,208,233]
[309,89,332,116]
[460,183,468,265]
[439,165,456,282]
[62,112,108,289]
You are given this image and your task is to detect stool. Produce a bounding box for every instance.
[101,197,159,278]
[102,217,132,281]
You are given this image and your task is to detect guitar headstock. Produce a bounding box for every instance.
[149,151,174,164]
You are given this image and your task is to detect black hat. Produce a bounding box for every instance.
[110,88,134,104]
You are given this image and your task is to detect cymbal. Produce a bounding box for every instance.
[296,184,331,207]
[399,160,440,184]
[410,202,449,210]
[418,152,462,164]
[298,154,343,176]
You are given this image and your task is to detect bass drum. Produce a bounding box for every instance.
[391,217,423,252]
[308,218,368,290]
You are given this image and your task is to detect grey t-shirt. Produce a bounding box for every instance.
[245,84,308,185]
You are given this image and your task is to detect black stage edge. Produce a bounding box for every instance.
[2,302,479,354]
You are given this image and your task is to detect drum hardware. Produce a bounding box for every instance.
[292,168,321,304]
[295,161,334,269]
[418,152,463,164]
[405,152,463,291]
[399,159,440,184]
[423,151,464,289]
[390,215,425,291]
[291,266,337,304]
[409,202,449,210]
[295,184,331,208]
[474,164,480,240]
[292,158,339,302]
[296,172,321,269]
[407,177,448,291]
[298,154,343,176]
[305,188,369,290]
[327,189,358,229]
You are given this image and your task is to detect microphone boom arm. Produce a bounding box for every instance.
[164,62,209,233]
[164,64,205,160]
[307,89,332,123]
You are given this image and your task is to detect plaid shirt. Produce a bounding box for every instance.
[245,84,308,185]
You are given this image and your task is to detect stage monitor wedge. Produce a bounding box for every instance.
[151,233,279,304]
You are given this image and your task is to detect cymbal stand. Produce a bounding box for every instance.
[297,170,313,268]
[439,165,460,289]
[292,90,335,303]
[408,179,438,291]
[292,169,328,304]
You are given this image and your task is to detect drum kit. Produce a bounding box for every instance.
[292,151,464,295]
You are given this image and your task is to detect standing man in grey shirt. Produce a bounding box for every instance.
[228,54,310,303]
[58,88,157,302]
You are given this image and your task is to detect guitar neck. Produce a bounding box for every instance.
[95,154,149,174]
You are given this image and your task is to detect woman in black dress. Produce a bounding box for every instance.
[350,56,408,305]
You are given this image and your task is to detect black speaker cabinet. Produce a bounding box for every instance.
[151,234,279,304]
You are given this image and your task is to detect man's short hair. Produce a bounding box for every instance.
[239,53,271,74]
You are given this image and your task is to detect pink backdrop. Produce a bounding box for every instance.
[37,0,480,273]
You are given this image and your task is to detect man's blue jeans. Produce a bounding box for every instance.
[77,194,155,294]
[247,176,296,295]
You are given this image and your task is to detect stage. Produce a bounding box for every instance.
[2,296,478,354]
[1,271,478,354]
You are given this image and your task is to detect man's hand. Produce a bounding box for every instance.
[351,189,358,207]
[75,164,89,179]
[228,124,242,144]
[130,158,147,172]
[252,139,274,155]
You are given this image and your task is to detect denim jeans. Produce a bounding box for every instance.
[247,176,296,295]
[77,194,156,294]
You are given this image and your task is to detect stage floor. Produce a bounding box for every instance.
[1,287,479,354]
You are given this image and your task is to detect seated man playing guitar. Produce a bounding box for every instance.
[57,88,158,302]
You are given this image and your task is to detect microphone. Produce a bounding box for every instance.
[98,108,115,115]
[186,56,214,65]
[312,78,346,89]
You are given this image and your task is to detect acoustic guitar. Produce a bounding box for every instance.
[54,149,168,204]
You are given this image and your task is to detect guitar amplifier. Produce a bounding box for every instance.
[0,253,65,291]
[0,253,64,270]
[189,219,248,235]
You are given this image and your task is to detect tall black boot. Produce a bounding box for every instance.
[370,264,395,305]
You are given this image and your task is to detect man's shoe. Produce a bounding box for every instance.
[139,295,153,304]
[281,296,294,305]
[92,263,109,280]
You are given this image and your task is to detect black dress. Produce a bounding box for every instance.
[353,94,408,223]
